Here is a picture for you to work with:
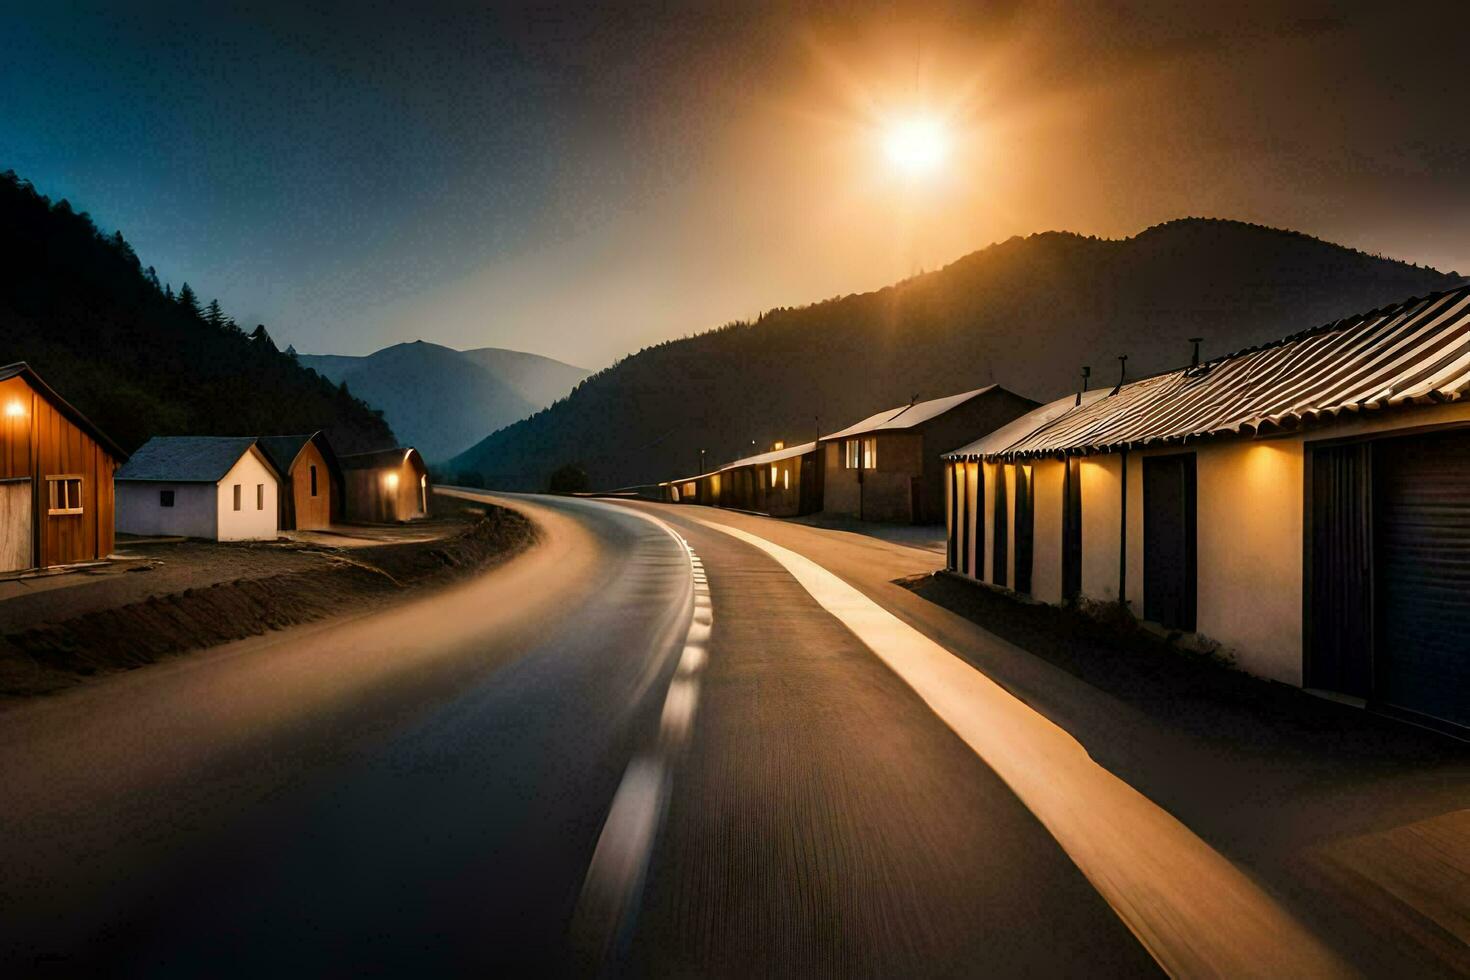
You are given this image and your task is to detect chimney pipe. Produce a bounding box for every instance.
[1077,365,1091,406]
[1189,337,1203,368]
[1112,354,1128,395]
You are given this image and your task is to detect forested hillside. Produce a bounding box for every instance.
[450,219,1464,490]
[0,170,395,454]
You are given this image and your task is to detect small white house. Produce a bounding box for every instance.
[116,437,281,541]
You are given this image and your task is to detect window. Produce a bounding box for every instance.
[863,437,877,470]
[233,484,242,511]
[846,438,876,470]
[160,490,175,508]
[46,476,83,515]
[770,464,778,485]
[309,464,318,496]
[845,439,860,469]
[256,484,265,510]
[783,468,790,490]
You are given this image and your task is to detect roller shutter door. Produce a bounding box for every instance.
[1374,429,1470,731]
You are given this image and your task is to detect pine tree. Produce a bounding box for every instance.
[249,324,278,351]
[177,281,201,316]
[164,283,174,301]
[145,266,161,291]
[204,298,225,329]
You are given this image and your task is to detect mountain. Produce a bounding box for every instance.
[449,218,1465,490]
[0,170,395,455]
[298,343,588,462]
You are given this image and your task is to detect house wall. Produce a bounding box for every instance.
[290,440,333,530]
[345,452,430,523]
[981,461,997,582]
[916,389,1040,524]
[0,374,117,567]
[822,432,923,522]
[216,450,279,540]
[1079,454,1124,602]
[117,482,217,538]
[1031,459,1065,604]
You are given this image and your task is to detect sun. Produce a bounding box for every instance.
[882,116,948,178]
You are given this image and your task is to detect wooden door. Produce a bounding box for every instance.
[1,478,33,572]
[1307,443,1373,698]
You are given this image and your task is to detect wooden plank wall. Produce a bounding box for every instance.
[293,440,333,529]
[0,376,117,567]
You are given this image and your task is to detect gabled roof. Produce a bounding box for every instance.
[947,284,1470,461]
[945,390,1112,459]
[257,432,342,482]
[116,436,270,483]
[0,362,128,461]
[821,386,1000,441]
[721,441,818,470]
[339,447,425,471]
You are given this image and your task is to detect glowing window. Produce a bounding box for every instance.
[845,439,860,469]
[863,437,877,470]
[783,468,790,490]
[46,476,83,515]
[770,464,777,485]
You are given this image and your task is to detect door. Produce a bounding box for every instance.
[1143,454,1196,631]
[1307,443,1373,698]
[1014,464,1034,595]
[1373,429,1470,730]
[0,478,33,572]
[992,466,1009,588]
[947,464,958,571]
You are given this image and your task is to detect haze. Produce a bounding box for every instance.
[4,0,1466,369]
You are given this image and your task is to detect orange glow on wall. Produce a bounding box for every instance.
[4,400,25,418]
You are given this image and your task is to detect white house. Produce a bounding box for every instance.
[116,436,282,541]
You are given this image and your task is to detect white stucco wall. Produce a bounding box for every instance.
[116,482,217,538]
[964,461,979,576]
[215,450,279,541]
[1031,459,1064,605]
[1078,454,1123,601]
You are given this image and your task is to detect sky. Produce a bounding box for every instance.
[3,1,1467,370]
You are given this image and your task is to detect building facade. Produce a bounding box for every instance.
[258,432,343,530]
[340,448,430,523]
[0,363,126,572]
[116,436,281,541]
[944,285,1470,735]
[822,386,1038,524]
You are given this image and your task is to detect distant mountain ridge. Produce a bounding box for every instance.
[449,218,1465,490]
[299,342,588,462]
[0,170,395,454]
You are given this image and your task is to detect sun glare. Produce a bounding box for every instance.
[883,116,948,178]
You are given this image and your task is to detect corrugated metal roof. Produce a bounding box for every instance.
[721,441,817,470]
[821,386,999,441]
[947,284,1470,460]
[116,436,263,482]
[945,389,1112,459]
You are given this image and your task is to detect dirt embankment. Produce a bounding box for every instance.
[0,505,536,702]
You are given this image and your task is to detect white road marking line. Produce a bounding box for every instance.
[572,517,712,966]
[692,517,1349,979]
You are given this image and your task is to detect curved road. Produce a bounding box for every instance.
[0,492,1157,976]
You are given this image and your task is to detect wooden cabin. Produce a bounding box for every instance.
[339,448,430,523]
[116,437,282,541]
[257,432,343,530]
[0,362,126,573]
[821,386,1037,524]
[943,285,1470,736]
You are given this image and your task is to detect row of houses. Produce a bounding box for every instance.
[940,283,1470,735]
[660,385,1038,523]
[0,360,430,574]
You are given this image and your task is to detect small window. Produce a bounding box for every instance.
[47,476,83,515]
[256,484,264,510]
[863,437,877,470]
[233,484,242,511]
[845,439,860,469]
[309,464,318,497]
[783,468,790,490]
[770,464,777,485]
[160,490,175,508]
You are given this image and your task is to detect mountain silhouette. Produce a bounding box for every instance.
[449,218,1465,490]
[300,342,587,462]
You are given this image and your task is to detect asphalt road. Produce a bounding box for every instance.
[0,492,1157,976]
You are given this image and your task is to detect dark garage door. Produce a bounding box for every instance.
[1374,429,1470,731]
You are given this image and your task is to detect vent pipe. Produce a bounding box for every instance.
[1111,354,1128,395]
[1076,365,1091,406]
[1189,337,1203,367]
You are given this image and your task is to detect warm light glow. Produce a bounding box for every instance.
[4,400,24,418]
[386,472,400,491]
[883,116,948,178]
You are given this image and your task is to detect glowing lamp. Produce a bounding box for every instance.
[386,472,400,491]
[4,400,24,418]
